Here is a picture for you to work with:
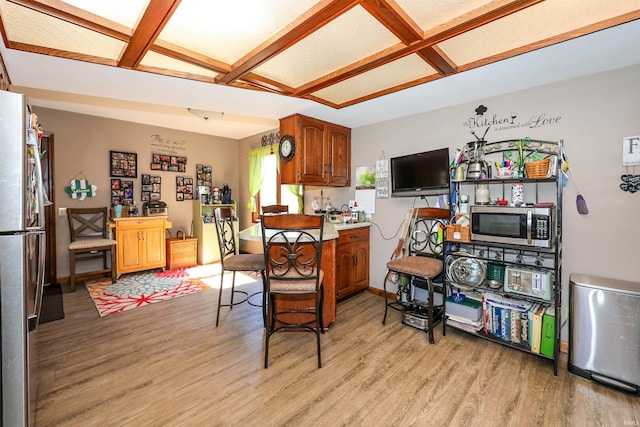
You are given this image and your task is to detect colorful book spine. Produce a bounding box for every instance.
[520,309,529,347]
[530,304,545,354]
[510,308,521,344]
[540,305,556,357]
[500,308,510,341]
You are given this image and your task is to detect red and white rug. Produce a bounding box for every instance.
[86,268,216,317]
[86,265,261,317]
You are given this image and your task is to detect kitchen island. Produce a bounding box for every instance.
[239,221,371,328]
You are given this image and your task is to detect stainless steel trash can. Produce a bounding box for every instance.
[568,273,640,393]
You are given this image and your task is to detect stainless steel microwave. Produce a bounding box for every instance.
[470,205,555,248]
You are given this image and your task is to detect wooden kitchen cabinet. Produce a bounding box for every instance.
[336,226,370,299]
[279,113,351,186]
[113,217,171,275]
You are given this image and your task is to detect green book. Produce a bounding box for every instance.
[540,306,555,357]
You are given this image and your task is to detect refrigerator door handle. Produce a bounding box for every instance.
[26,129,51,231]
[28,232,46,332]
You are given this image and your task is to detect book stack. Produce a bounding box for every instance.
[482,292,555,353]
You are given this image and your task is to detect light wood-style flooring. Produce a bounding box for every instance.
[36,278,639,426]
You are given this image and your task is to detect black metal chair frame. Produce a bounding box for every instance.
[382,208,449,344]
[213,207,266,327]
[261,213,324,368]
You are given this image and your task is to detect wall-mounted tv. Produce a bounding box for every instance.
[390,147,450,197]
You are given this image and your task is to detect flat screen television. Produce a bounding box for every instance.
[390,147,450,197]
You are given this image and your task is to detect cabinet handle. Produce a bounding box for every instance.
[352,255,357,267]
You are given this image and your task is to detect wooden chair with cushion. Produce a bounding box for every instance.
[213,207,266,327]
[261,205,289,215]
[382,208,450,344]
[66,207,117,292]
[261,213,325,368]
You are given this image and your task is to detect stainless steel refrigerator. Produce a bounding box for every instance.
[0,90,48,426]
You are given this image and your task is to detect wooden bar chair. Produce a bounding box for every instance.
[382,208,449,344]
[66,207,117,292]
[213,207,266,327]
[261,213,325,368]
[261,205,289,215]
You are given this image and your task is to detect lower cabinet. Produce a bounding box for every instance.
[114,217,171,275]
[336,226,370,299]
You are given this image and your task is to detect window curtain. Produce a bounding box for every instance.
[247,145,274,212]
[285,184,304,213]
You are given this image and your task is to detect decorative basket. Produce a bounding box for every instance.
[446,224,470,242]
[525,158,550,178]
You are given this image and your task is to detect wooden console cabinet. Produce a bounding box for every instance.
[279,114,351,186]
[336,226,370,299]
[113,217,171,275]
[192,201,236,265]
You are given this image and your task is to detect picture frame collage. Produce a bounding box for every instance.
[141,174,162,202]
[110,151,138,178]
[175,176,194,201]
[151,153,187,172]
[196,164,212,187]
[110,178,134,206]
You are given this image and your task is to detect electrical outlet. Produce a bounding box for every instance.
[58,207,67,217]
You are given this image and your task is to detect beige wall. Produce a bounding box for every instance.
[34,108,240,279]
[36,63,639,341]
[347,64,640,340]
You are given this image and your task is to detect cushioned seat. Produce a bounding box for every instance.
[261,213,325,368]
[382,208,449,344]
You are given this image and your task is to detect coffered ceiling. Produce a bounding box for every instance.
[1,0,639,138]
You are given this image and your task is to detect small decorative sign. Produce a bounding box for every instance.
[65,179,97,200]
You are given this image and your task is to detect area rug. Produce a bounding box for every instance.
[39,283,65,324]
[86,270,213,317]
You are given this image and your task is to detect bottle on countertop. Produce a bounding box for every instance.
[350,201,359,222]
[129,201,138,216]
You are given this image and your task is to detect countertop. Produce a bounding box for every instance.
[238,221,370,242]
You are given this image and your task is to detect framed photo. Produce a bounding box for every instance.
[110,151,137,178]
[176,176,193,201]
[151,153,187,172]
[110,179,133,206]
[141,174,161,202]
[196,164,212,187]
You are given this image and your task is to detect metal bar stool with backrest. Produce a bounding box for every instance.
[213,207,266,327]
[382,207,450,344]
[261,213,325,368]
[66,207,117,292]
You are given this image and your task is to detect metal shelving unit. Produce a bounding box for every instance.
[443,139,563,375]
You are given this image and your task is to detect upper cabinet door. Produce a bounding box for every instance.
[298,117,325,185]
[279,114,351,187]
[326,125,351,186]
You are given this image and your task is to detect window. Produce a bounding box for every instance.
[248,148,302,222]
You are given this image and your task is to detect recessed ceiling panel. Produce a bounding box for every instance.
[0,1,125,60]
[139,51,219,78]
[311,54,437,105]
[158,0,318,65]
[395,0,492,31]
[255,5,401,88]
[438,0,640,66]
[61,0,150,28]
